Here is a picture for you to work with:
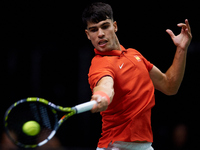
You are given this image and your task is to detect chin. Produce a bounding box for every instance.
[96,45,111,52]
[98,48,107,52]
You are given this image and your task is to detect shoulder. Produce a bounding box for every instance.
[126,48,146,61]
[127,48,153,71]
[89,55,115,78]
[90,55,112,70]
[88,56,115,90]
[127,48,143,56]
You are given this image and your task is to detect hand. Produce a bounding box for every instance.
[90,94,109,113]
[166,19,192,50]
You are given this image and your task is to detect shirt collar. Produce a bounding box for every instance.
[94,45,126,56]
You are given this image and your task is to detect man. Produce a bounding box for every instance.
[82,2,192,150]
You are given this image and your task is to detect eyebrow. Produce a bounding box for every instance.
[88,22,111,30]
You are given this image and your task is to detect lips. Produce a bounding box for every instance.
[98,39,108,47]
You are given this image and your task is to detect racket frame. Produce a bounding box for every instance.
[4,97,97,148]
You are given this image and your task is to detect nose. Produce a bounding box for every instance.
[98,28,105,38]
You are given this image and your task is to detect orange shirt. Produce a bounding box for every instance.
[88,45,155,148]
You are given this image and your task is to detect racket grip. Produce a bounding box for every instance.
[74,100,97,114]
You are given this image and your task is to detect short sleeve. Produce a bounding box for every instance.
[132,49,153,72]
[142,57,153,71]
[88,56,115,91]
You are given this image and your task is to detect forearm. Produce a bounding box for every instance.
[165,47,187,94]
[93,78,114,103]
[90,76,114,113]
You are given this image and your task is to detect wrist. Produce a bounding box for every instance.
[176,44,189,52]
[176,46,188,56]
[93,91,111,105]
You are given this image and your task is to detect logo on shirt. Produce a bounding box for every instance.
[134,55,141,62]
[119,63,124,69]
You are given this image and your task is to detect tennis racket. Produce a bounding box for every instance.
[4,97,97,148]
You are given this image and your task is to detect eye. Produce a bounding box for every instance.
[89,27,98,32]
[101,24,110,30]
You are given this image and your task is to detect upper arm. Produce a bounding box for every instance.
[149,65,169,95]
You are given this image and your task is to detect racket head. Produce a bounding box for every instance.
[4,97,76,148]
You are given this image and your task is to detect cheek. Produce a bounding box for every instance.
[91,40,97,47]
[107,30,116,42]
[90,35,98,45]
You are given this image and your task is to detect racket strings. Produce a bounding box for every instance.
[38,104,52,129]
[29,103,42,123]
[5,102,58,147]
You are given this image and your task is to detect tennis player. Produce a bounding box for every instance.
[82,2,192,150]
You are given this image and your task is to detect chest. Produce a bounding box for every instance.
[110,52,149,79]
[108,52,151,94]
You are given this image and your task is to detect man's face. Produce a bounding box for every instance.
[85,19,119,52]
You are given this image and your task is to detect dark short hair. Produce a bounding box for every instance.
[82,2,114,28]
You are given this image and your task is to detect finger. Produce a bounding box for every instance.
[91,103,98,113]
[166,29,175,39]
[90,95,99,113]
[185,19,192,38]
[177,23,186,27]
[177,23,187,29]
[177,20,192,37]
[185,19,191,33]
[177,19,191,32]
[96,96,101,102]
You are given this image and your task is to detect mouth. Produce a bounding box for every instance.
[98,39,108,47]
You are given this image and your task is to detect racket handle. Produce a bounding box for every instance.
[74,100,97,114]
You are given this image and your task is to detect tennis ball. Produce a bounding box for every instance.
[22,121,40,136]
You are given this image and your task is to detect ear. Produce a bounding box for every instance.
[85,29,91,40]
[113,21,118,32]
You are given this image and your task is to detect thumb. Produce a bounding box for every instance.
[91,102,98,113]
[90,95,100,113]
[166,29,175,39]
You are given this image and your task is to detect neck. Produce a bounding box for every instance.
[115,37,121,51]
[112,35,121,51]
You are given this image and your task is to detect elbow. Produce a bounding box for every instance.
[171,90,178,95]
[164,87,179,96]
[165,90,178,96]
[163,77,181,95]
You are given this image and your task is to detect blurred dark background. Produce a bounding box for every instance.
[1,0,200,149]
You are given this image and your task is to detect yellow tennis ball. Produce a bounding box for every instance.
[22,121,40,136]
